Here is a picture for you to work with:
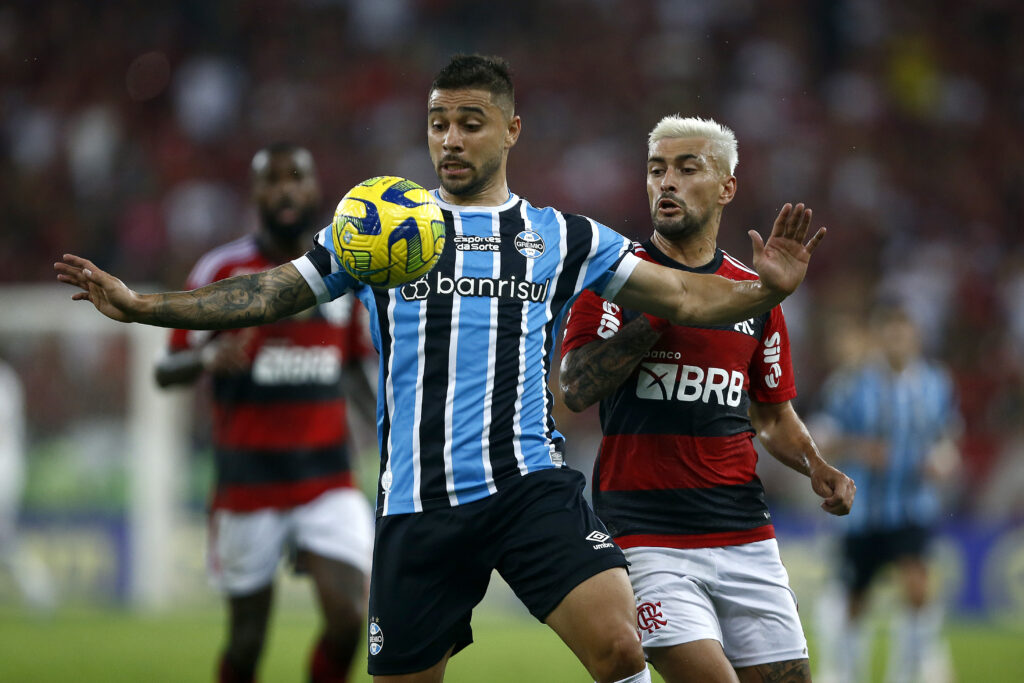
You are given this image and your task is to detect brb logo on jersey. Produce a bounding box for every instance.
[637,361,745,406]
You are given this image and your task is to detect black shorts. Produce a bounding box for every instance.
[840,524,932,594]
[366,467,628,676]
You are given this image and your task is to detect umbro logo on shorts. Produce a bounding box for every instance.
[586,530,614,549]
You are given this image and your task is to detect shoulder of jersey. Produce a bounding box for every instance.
[719,250,759,281]
[188,235,261,287]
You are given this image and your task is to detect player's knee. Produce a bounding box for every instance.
[589,629,646,683]
[322,594,363,635]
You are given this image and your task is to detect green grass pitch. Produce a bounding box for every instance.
[0,606,1021,682]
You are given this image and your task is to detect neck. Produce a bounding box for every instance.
[257,230,306,263]
[650,222,720,268]
[885,354,910,373]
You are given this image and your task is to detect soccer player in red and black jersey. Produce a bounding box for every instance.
[560,116,856,683]
[155,144,376,683]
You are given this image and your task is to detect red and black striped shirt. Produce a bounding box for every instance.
[168,235,371,512]
[561,241,795,549]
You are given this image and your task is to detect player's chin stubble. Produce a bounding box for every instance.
[438,154,502,198]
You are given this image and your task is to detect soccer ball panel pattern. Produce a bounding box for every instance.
[331,176,445,289]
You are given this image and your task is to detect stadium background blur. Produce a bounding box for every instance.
[0,1,1022,681]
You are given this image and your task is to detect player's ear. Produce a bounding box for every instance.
[720,175,737,206]
[505,115,522,149]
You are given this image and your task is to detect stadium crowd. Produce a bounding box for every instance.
[2,0,1023,519]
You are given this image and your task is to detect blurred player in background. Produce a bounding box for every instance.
[0,357,56,612]
[560,115,855,683]
[154,143,376,683]
[817,303,960,683]
[56,54,829,683]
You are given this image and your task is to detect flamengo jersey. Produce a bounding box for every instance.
[294,191,637,516]
[561,241,796,550]
[168,235,369,512]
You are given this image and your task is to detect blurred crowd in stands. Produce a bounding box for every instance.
[2,0,1022,519]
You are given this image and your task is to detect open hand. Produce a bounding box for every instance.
[54,254,143,323]
[749,203,826,295]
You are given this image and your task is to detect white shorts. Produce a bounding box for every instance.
[627,539,808,668]
[208,487,374,596]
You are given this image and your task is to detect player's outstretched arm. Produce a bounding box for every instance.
[612,203,825,326]
[54,254,316,329]
[750,400,855,516]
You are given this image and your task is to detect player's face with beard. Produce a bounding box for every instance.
[427,88,518,201]
[646,137,730,241]
[253,151,320,241]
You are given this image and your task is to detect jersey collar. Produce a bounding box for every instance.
[641,239,724,274]
[431,189,520,213]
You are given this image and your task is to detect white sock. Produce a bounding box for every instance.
[837,616,871,683]
[606,666,652,683]
[886,604,942,683]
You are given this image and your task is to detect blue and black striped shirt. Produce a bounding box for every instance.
[295,191,637,516]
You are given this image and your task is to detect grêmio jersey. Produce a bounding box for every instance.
[294,191,638,517]
[168,235,370,512]
[561,241,796,550]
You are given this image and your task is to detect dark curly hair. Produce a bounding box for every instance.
[430,54,515,116]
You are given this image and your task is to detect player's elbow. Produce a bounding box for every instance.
[559,379,591,413]
[561,391,588,413]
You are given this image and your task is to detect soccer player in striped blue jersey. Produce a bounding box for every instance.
[819,305,960,683]
[55,55,828,683]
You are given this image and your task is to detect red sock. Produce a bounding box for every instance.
[308,636,351,683]
[218,654,256,683]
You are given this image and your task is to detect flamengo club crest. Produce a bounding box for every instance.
[514,230,545,258]
[636,601,668,634]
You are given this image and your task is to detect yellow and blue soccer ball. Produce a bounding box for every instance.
[331,176,446,289]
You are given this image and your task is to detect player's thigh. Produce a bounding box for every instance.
[209,507,289,596]
[367,502,495,677]
[292,487,374,576]
[494,468,629,622]
[543,567,637,653]
[734,658,811,683]
[302,551,367,623]
[227,584,275,644]
[711,540,808,670]
[646,639,739,683]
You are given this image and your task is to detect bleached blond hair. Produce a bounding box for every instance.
[647,115,738,176]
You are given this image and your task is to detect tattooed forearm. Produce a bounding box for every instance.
[145,263,317,329]
[737,658,811,683]
[560,316,665,411]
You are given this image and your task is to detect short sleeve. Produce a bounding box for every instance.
[748,306,797,404]
[346,297,373,361]
[561,290,624,356]
[580,219,638,300]
[293,226,361,304]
